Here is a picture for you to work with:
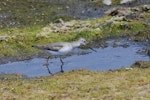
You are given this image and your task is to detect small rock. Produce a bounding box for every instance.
[103,0,112,6]
[139,13,145,18]
[104,7,133,16]
[117,8,133,16]
[104,7,118,16]
[95,28,101,31]
[0,36,8,42]
[110,16,125,21]
[131,7,141,12]
[125,67,133,70]
[126,13,138,20]
[112,43,118,48]
[42,27,53,32]
[142,5,150,12]
[120,0,135,4]
[119,24,131,30]
[120,44,129,48]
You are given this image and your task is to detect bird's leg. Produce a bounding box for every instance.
[44,56,53,75]
[60,57,64,73]
[45,64,53,75]
[45,56,50,66]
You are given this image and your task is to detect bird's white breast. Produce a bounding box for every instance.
[59,45,73,53]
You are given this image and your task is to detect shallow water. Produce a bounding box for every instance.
[0,39,149,77]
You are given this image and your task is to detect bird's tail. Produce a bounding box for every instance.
[32,45,41,49]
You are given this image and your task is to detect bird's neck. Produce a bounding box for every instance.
[71,41,81,48]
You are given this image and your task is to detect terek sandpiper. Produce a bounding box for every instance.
[32,38,95,74]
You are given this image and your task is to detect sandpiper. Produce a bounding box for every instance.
[32,38,95,74]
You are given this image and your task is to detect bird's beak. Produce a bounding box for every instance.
[88,47,97,52]
[86,41,97,52]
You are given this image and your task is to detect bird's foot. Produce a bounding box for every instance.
[60,70,64,73]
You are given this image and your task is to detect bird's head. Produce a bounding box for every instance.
[78,38,88,46]
[78,38,97,52]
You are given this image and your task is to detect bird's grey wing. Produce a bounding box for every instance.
[46,45,63,51]
[37,43,64,51]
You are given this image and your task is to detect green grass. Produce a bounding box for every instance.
[0,26,42,56]
[0,16,149,57]
[101,20,148,36]
[0,67,150,99]
[0,0,72,28]
[112,0,121,5]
